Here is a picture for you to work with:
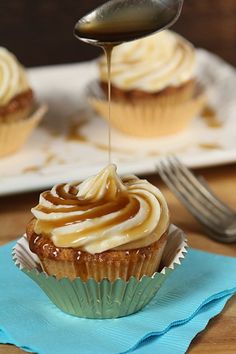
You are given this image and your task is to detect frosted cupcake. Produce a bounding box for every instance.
[0,47,46,157]
[26,164,169,282]
[90,30,205,137]
[15,165,187,318]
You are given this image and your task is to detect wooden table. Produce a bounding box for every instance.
[0,164,236,354]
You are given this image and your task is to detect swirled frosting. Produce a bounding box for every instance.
[31,165,169,254]
[0,47,30,105]
[99,30,196,92]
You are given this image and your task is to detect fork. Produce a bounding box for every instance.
[156,156,236,243]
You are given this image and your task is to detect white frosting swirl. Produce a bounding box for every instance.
[0,47,30,105]
[32,165,169,254]
[99,30,196,92]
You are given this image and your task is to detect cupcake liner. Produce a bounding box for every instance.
[13,225,187,319]
[88,81,205,138]
[0,105,47,157]
[37,232,167,282]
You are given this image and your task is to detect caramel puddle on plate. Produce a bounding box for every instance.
[66,118,133,154]
[147,151,160,157]
[48,131,61,138]
[43,152,65,166]
[198,142,222,150]
[22,152,65,174]
[201,105,223,128]
[66,119,88,142]
[22,165,42,174]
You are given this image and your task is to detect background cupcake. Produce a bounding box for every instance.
[90,30,205,137]
[0,47,46,157]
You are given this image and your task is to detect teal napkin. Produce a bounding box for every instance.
[131,294,232,354]
[0,241,235,354]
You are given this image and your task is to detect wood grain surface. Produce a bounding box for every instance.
[0,164,236,354]
[0,0,235,67]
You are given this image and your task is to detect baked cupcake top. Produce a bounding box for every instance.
[0,47,30,106]
[31,164,169,254]
[99,30,196,93]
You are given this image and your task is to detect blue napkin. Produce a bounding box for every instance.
[131,294,232,354]
[0,241,235,354]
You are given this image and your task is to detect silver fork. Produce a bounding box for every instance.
[156,156,236,243]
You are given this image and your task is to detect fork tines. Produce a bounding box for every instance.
[156,155,236,243]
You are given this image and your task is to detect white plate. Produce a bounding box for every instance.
[0,49,236,196]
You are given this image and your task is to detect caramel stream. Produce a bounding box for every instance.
[103,45,113,164]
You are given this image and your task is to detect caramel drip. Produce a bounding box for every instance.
[36,195,131,229]
[56,184,79,201]
[103,45,113,164]
[201,105,222,128]
[56,198,141,244]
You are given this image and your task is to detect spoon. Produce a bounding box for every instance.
[74,0,184,46]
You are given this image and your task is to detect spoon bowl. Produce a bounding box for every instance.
[74,0,184,46]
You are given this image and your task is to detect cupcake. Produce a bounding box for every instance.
[26,164,170,282]
[89,30,205,137]
[15,164,187,318]
[0,47,46,157]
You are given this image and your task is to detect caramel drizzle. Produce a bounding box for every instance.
[37,195,131,227]
[34,178,153,238]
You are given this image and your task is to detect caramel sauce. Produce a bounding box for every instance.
[34,172,153,244]
[48,131,61,138]
[92,142,109,151]
[29,225,163,265]
[92,142,132,154]
[22,165,41,174]
[22,153,65,175]
[52,198,140,244]
[198,142,222,150]
[44,152,65,166]
[93,144,132,154]
[36,182,146,241]
[147,151,160,157]
[36,195,131,230]
[39,189,128,213]
[104,45,113,164]
[201,106,223,128]
[44,153,55,165]
[66,119,88,142]
[66,118,133,154]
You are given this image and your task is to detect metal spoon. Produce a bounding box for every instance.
[74,0,184,46]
